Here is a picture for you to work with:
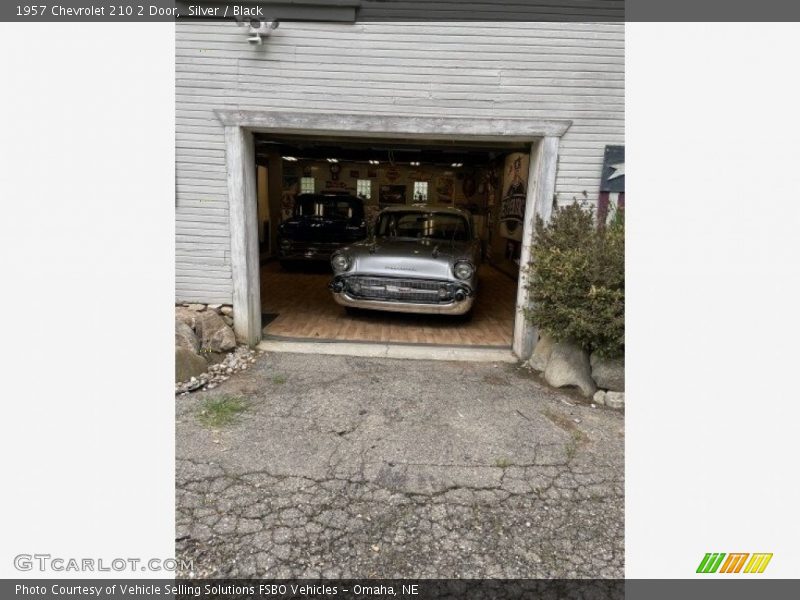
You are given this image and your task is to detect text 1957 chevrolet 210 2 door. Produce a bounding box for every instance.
[329,205,480,315]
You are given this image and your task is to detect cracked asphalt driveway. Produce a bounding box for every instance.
[176,352,624,578]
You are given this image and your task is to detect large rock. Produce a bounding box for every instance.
[528,333,555,372]
[175,319,206,382]
[590,353,625,391]
[195,310,237,353]
[175,347,208,383]
[175,306,199,329]
[175,320,200,354]
[544,341,597,397]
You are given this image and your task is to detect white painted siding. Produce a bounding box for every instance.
[175,21,624,303]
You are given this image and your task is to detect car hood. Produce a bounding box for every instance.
[280,215,358,241]
[347,238,468,279]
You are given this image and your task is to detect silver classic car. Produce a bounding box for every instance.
[329,205,480,315]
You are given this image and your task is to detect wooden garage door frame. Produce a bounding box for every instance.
[215,110,571,360]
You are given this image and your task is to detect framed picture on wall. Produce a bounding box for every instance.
[379,185,406,205]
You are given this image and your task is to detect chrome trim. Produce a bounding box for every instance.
[280,241,343,260]
[453,259,475,280]
[331,292,474,315]
[280,251,335,261]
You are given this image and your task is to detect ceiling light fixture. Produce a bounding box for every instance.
[282,156,298,162]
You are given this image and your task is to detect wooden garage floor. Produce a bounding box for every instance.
[260,261,517,347]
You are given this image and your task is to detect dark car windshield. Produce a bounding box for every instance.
[376,211,470,242]
[294,195,364,222]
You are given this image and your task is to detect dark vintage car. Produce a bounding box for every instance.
[278,192,368,267]
[329,205,480,316]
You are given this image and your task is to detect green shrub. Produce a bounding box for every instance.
[524,203,624,358]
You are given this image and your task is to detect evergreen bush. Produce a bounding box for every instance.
[524,203,624,358]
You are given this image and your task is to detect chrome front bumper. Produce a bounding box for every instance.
[279,241,343,261]
[331,292,475,315]
[329,274,476,315]
[280,251,332,261]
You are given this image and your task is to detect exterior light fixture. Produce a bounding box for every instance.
[327,158,339,163]
[451,162,463,168]
[369,160,380,165]
[282,156,298,162]
[247,19,280,45]
[410,161,420,166]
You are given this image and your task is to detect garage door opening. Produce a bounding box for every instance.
[253,134,530,347]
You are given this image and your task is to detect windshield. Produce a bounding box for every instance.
[294,195,363,222]
[375,211,470,242]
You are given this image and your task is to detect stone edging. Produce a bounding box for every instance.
[526,334,625,409]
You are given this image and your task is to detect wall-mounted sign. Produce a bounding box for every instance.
[379,185,406,205]
[324,180,349,191]
[436,176,454,204]
[499,152,529,242]
[385,167,401,182]
[462,174,477,198]
[485,164,499,207]
[600,145,625,193]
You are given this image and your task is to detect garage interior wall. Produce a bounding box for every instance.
[258,151,530,277]
[175,21,625,304]
[260,154,497,225]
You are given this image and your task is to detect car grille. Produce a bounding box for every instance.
[345,277,454,304]
[284,241,341,254]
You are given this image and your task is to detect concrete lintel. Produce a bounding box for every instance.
[215,110,572,140]
[258,340,518,363]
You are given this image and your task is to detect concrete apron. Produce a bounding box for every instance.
[257,339,517,363]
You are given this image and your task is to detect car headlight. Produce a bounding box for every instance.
[331,253,352,273]
[453,260,475,280]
